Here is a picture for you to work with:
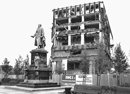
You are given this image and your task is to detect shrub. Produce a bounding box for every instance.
[1,78,24,85]
[1,78,11,84]
[9,79,24,85]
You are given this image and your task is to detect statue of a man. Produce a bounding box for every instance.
[31,24,46,48]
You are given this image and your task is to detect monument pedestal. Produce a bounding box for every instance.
[17,48,60,88]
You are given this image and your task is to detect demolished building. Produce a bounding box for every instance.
[51,1,113,74]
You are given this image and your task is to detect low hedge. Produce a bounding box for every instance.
[1,78,24,85]
[9,79,24,85]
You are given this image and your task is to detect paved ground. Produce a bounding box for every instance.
[0,86,66,94]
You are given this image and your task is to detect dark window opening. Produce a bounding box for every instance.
[85,5,89,10]
[55,10,58,15]
[71,16,82,23]
[62,42,68,45]
[58,10,63,18]
[100,8,104,13]
[71,34,81,44]
[77,6,81,12]
[71,50,81,55]
[62,8,68,17]
[71,7,75,16]
[84,35,95,43]
[84,23,99,29]
[71,25,80,30]
[60,36,68,45]
[58,36,68,45]
[63,9,66,14]
[75,62,80,69]
[68,62,74,70]
[84,13,99,21]
[67,61,81,70]
[95,4,99,9]
[56,27,68,31]
[56,18,68,25]
[90,5,94,12]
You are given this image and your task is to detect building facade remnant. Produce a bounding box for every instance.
[51,1,113,74]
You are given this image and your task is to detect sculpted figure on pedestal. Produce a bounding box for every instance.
[31,24,46,49]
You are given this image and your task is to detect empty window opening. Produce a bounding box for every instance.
[71,16,82,23]
[84,35,95,43]
[56,27,68,31]
[90,4,94,12]
[84,23,99,29]
[58,36,68,45]
[67,61,81,70]
[68,62,74,70]
[71,7,76,16]
[76,6,81,12]
[84,13,99,21]
[58,10,63,18]
[55,10,59,18]
[56,18,68,25]
[75,62,80,69]
[71,34,81,44]
[85,5,89,11]
[71,50,81,55]
[71,25,80,30]
[85,4,89,14]
[96,4,99,9]
[62,9,67,17]
[76,6,81,15]
[95,3,99,12]
[55,10,58,15]
[100,3,104,13]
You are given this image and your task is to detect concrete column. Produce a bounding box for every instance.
[81,8,84,29]
[53,28,57,47]
[68,18,71,30]
[89,61,92,74]
[68,7,71,16]
[82,13,84,22]
[68,7,71,31]
[52,62,56,73]
[99,22,102,43]
[81,33,85,45]
[54,38,56,46]
[68,34,71,45]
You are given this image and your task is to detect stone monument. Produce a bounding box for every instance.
[18,24,60,88]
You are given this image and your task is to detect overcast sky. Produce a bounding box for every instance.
[0,0,129,66]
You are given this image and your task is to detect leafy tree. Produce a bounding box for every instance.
[23,55,29,69]
[48,57,52,69]
[55,61,64,85]
[113,43,128,73]
[80,50,90,84]
[13,55,24,79]
[55,61,64,75]
[80,50,90,74]
[1,58,13,78]
[95,43,112,74]
[95,43,112,85]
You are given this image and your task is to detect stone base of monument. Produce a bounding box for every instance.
[17,48,60,88]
